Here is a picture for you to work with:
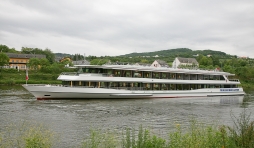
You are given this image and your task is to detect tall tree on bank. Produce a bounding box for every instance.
[44,48,55,64]
[21,47,55,64]
[0,53,9,67]
[0,44,17,53]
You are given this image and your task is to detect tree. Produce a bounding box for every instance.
[44,48,55,64]
[39,58,50,67]
[21,47,55,64]
[0,53,9,67]
[28,58,40,70]
[140,59,149,63]
[90,59,108,65]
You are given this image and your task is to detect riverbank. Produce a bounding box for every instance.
[0,69,62,85]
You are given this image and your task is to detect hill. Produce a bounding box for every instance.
[118,48,234,60]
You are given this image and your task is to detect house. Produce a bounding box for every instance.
[72,60,90,65]
[172,57,199,69]
[6,53,46,70]
[151,60,168,67]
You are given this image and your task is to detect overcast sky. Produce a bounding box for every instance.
[1,0,254,57]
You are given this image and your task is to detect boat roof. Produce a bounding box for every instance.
[74,65,235,76]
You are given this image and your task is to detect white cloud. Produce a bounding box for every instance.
[0,0,254,57]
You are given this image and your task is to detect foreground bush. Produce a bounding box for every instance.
[0,121,55,148]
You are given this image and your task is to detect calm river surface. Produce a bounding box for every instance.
[1,85,254,147]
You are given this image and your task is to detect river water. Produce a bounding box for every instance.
[1,85,254,147]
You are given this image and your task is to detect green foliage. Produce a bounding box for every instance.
[0,44,18,53]
[81,130,118,148]
[72,53,84,61]
[21,47,55,64]
[122,125,166,148]
[90,59,109,65]
[0,121,55,148]
[199,56,213,67]
[28,58,40,70]
[168,121,234,148]
[0,53,9,67]
[0,69,62,85]
[227,109,254,148]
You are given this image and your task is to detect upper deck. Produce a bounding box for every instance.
[74,64,235,76]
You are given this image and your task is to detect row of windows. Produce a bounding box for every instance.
[63,81,236,90]
[10,60,28,63]
[81,68,224,80]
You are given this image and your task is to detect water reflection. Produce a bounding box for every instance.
[0,85,254,147]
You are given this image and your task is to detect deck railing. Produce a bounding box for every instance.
[228,79,239,82]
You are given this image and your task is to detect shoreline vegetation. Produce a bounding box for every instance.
[0,68,254,90]
[0,110,253,148]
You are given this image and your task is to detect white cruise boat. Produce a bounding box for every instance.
[23,65,245,100]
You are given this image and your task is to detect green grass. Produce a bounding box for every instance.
[0,69,61,85]
[0,121,55,148]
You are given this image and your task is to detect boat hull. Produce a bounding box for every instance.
[22,85,245,100]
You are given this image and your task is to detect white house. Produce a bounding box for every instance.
[172,57,199,69]
[151,60,168,67]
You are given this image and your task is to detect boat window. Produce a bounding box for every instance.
[134,72,142,77]
[209,75,214,80]
[153,83,159,90]
[171,84,176,90]
[190,74,197,80]
[144,83,151,90]
[114,70,122,77]
[152,72,160,79]
[100,82,105,88]
[107,69,113,75]
[161,73,168,79]
[204,75,209,80]
[183,84,190,90]
[220,75,225,80]
[198,74,204,80]
[176,73,183,80]
[144,72,151,78]
[82,68,89,73]
[215,84,220,88]
[209,85,215,88]
[102,69,108,74]
[123,70,131,77]
[161,84,168,90]
[190,84,196,89]
[169,73,176,79]
[89,82,96,87]
[214,75,220,80]
[176,84,183,90]
[183,74,190,80]
[232,85,237,88]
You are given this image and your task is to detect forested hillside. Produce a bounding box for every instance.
[119,48,232,59]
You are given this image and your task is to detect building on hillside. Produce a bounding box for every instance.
[6,53,46,70]
[151,60,168,67]
[172,57,199,69]
[72,60,90,65]
[60,57,72,62]
[238,56,248,59]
